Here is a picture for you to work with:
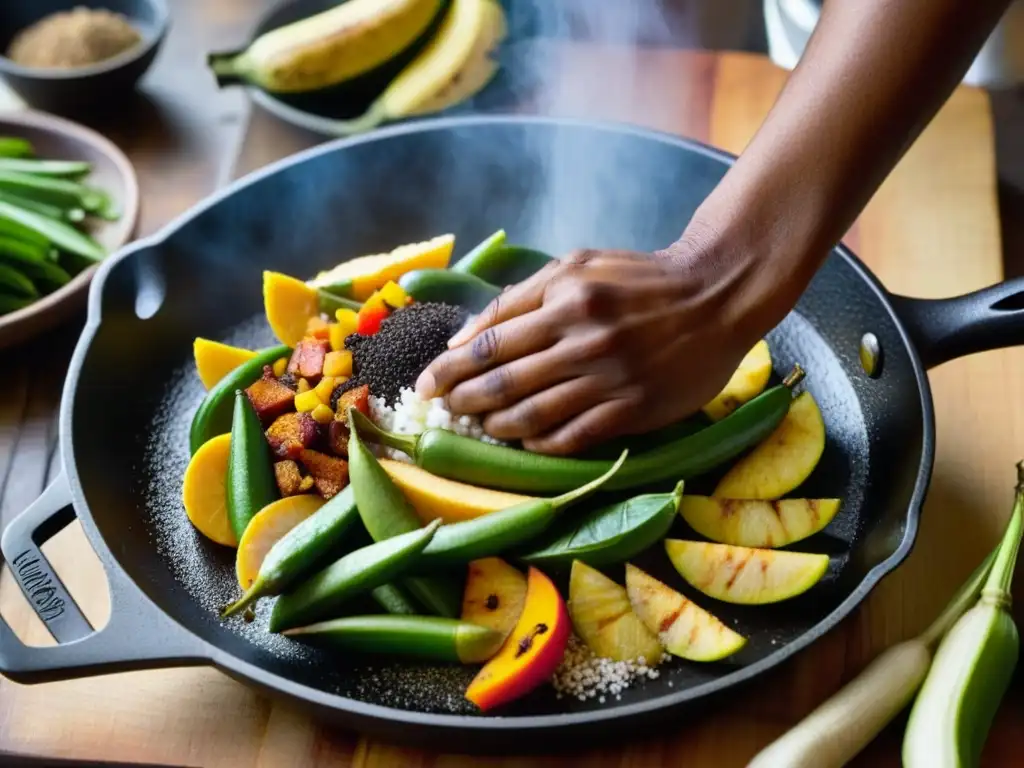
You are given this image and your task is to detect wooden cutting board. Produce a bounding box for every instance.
[1,44,1022,767]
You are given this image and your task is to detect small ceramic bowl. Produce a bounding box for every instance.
[0,0,169,113]
[0,110,139,348]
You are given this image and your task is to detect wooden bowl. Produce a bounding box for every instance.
[0,110,139,348]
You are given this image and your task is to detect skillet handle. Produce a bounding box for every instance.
[890,278,1024,369]
[0,473,209,684]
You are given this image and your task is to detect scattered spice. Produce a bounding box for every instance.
[551,636,669,702]
[7,7,142,70]
[332,301,467,408]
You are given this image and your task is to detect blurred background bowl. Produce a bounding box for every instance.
[0,0,169,114]
[0,110,139,348]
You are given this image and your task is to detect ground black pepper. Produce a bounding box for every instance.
[330,301,468,408]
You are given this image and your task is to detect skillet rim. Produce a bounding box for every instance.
[59,114,934,732]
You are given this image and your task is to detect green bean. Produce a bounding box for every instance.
[371,584,420,615]
[221,484,362,618]
[316,288,362,314]
[0,169,108,210]
[0,293,33,314]
[414,450,629,568]
[283,615,505,663]
[0,190,85,223]
[269,519,442,632]
[0,263,37,298]
[0,158,91,177]
[0,202,105,261]
[347,415,465,617]
[0,138,33,158]
[0,217,49,248]
[0,235,72,286]
[349,367,804,493]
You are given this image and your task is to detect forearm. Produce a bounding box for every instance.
[682,0,1011,332]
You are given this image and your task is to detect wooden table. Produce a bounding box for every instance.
[1,4,1022,766]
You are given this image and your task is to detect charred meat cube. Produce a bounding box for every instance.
[327,420,350,458]
[273,460,304,497]
[246,374,296,425]
[298,449,349,500]
[333,383,370,419]
[266,412,318,459]
[287,338,330,385]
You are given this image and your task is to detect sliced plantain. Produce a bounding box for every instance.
[680,495,840,549]
[703,340,773,421]
[713,391,825,499]
[665,539,829,605]
[208,0,444,93]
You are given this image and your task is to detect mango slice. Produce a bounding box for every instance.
[182,434,237,548]
[625,563,745,662]
[194,338,258,390]
[703,340,773,421]
[380,459,537,524]
[264,271,321,347]
[308,234,455,300]
[665,539,829,605]
[466,567,570,711]
[713,391,825,499]
[569,560,663,663]
[235,494,325,590]
[680,496,840,549]
[461,557,527,641]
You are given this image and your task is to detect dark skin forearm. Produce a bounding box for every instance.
[681,0,1013,334]
[418,0,1012,455]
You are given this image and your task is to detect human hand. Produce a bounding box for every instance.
[415,236,781,455]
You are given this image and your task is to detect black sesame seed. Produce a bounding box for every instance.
[330,302,468,407]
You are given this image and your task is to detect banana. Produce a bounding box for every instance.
[337,0,504,133]
[208,0,444,94]
[407,0,507,116]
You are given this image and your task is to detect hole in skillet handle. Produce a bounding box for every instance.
[133,258,166,320]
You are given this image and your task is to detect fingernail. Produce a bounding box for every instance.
[415,370,436,399]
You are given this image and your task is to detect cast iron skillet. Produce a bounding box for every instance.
[2,116,1023,752]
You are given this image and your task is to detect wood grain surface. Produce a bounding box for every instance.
[1,11,1022,767]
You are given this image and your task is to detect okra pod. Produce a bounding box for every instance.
[269,520,442,632]
[221,484,362,618]
[0,263,37,298]
[0,169,107,211]
[0,201,105,261]
[283,615,505,663]
[0,158,91,177]
[0,138,33,158]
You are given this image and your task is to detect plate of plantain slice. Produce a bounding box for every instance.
[208,0,524,137]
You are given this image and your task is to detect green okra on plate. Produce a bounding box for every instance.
[226,390,278,542]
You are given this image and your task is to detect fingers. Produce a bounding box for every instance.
[522,398,636,456]
[482,375,611,441]
[447,261,560,349]
[416,309,557,399]
[444,344,573,415]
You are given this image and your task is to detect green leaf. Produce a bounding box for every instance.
[518,482,683,568]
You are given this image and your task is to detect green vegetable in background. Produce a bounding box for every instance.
[0,263,37,298]
[0,158,92,177]
[269,519,442,632]
[189,345,291,454]
[0,201,105,261]
[0,169,110,214]
[449,229,506,273]
[518,482,683,568]
[283,615,504,664]
[902,461,1024,768]
[0,138,33,158]
[0,190,85,223]
[221,484,363,618]
[0,294,32,313]
[348,367,803,494]
[347,415,462,618]
[0,217,49,248]
[225,390,278,541]
[371,584,420,615]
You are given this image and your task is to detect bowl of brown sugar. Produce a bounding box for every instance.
[0,1,169,112]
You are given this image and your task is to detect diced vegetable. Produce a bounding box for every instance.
[244,372,296,424]
[334,307,359,334]
[356,295,389,335]
[295,389,320,413]
[274,460,304,496]
[378,280,408,308]
[194,338,258,391]
[287,338,329,383]
[313,376,337,404]
[298,449,349,499]
[323,350,352,378]
[311,404,334,424]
